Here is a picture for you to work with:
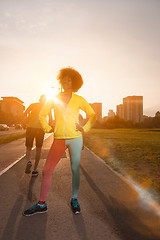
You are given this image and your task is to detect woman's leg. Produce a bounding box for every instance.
[66,137,83,199]
[40,139,66,202]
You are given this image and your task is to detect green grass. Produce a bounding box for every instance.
[84,128,160,201]
[0,133,26,145]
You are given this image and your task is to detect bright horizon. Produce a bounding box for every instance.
[0,0,160,117]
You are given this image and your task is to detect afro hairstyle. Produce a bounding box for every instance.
[57,67,83,92]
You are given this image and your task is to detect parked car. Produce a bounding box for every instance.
[0,124,9,131]
[15,124,22,129]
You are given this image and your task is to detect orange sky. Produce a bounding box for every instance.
[0,0,160,116]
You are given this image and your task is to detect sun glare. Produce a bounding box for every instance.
[44,85,60,101]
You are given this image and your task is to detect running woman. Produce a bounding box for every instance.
[23,67,97,215]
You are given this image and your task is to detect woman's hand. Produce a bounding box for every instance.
[48,127,54,133]
[75,123,84,134]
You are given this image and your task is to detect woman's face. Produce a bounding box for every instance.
[61,76,72,92]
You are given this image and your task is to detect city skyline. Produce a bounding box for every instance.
[0,0,160,117]
[1,93,160,119]
[1,93,159,121]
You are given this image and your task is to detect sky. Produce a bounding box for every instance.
[0,0,160,117]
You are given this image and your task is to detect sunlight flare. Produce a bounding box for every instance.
[44,84,60,101]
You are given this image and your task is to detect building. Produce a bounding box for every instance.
[116,96,143,123]
[116,104,124,119]
[90,102,102,121]
[108,109,115,118]
[0,96,25,117]
[123,96,143,123]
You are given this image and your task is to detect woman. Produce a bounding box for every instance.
[23,67,97,216]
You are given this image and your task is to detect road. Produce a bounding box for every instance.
[0,134,160,240]
[0,127,25,138]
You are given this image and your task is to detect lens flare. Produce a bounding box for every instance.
[44,85,60,101]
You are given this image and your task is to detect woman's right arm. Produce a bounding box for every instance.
[39,100,54,133]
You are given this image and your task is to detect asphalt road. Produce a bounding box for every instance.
[0,134,160,240]
[0,127,25,138]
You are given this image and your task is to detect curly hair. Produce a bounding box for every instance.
[57,67,83,92]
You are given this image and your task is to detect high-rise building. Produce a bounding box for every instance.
[116,96,143,123]
[123,96,143,123]
[90,102,102,121]
[116,104,124,119]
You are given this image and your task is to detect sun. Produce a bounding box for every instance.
[44,85,60,101]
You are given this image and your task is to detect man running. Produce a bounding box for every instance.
[21,95,53,177]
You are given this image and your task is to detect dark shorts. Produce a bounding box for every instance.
[25,127,45,148]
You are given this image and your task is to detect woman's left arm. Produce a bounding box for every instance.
[79,97,97,133]
[75,123,84,134]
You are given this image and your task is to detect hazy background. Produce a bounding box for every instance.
[0,0,160,116]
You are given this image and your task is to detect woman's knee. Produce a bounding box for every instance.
[42,167,52,177]
[71,162,80,174]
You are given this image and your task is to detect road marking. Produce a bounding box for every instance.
[0,154,26,176]
[0,133,52,177]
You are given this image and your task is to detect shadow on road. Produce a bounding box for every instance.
[80,165,160,240]
[1,195,24,240]
[1,177,48,240]
[16,177,47,240]
[15,212,47,240]
[72,213,89,240]
[27,176,37,202]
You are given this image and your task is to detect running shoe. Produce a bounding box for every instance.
[23,202,47,216]
[71,198,81,214]
[25,161,32,174]
[32,170,39,177]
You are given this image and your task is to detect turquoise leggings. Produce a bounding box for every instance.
[40,137,83,201]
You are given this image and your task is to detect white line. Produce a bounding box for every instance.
[0,133,52,177]
[0,154,26,176]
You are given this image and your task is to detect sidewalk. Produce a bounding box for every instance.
[0,135,160,240]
